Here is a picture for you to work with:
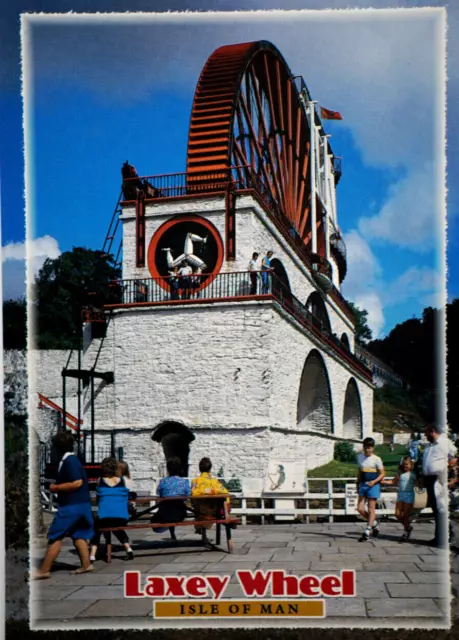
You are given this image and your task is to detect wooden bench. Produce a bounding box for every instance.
[97,495,240,563]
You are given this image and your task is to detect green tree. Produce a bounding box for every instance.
[3,298,26,349]
[367,306,442,424]
[33,247,121,349]
[347,301,372,344]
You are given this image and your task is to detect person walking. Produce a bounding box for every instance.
[421,425,456,547]
[32,432,94,579]
[357,437,385,542]
[248,252,260,295]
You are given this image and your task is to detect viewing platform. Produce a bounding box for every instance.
[100,270,372,383]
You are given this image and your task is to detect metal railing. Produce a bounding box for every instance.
[122,167,249,201]
[104,271,372,381]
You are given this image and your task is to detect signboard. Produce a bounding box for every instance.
[263,460,306,494]
[345,483,358,515]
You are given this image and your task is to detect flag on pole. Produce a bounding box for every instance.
[320,107,343,121]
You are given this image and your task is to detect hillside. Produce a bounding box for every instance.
[372,386,427,439]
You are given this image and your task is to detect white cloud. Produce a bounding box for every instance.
[2,235,61,300]
[358,163,438,250]
[340,230,385,337]
[382,265,442,307]
[341,231,442,336]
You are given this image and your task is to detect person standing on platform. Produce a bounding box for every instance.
[248,252,260,295]
[261,251,274,294]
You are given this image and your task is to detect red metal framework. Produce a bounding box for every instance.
[186,41,324,259]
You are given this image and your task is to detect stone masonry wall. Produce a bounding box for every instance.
[121,194,355,351]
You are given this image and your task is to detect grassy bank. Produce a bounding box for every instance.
[308,444,408,478]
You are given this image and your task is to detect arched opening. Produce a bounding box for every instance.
[270,258,292,306]
[151,421,195,477]
[297,349,333,434]
[341,333,350,351]
[342,378,363,440]
[306,291,331,333]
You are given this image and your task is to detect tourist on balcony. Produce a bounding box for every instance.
[169,267,180,301]
[179,261,193,300]
[248,252,260,295]
[261,251,274,294]
[32,432,95,579]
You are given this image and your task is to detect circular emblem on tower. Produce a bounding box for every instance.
[147,215,224,292]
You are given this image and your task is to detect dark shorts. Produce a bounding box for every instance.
[48,503,94,542]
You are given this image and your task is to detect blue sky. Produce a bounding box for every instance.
[1,1,458,341]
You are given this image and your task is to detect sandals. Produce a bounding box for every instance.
[30,571,51,580]
[399,526,413,543]
[70,565,94,575]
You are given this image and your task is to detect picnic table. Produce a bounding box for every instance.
[92,494,240,562]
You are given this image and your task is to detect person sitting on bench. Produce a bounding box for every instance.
[191,457,230,535]
[89,457,134,562]
[151,457,190,538]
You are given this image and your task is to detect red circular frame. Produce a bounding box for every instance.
[147,214,224,292]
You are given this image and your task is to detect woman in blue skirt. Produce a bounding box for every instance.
[32,432,94,579]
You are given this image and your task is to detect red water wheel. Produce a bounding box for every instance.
[186,40,320,250]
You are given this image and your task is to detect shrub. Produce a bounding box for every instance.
[334,441,357,464]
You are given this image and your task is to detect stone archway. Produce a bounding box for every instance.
[342,378,363,439]
[341,333,350,351]
[306,291,331,333]
[151,421,195,477]
[270,258,292,306]
[297,350,333,434]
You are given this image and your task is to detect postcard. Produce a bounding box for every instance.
[2,5,453,634]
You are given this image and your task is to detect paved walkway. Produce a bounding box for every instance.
[31,516,451,629]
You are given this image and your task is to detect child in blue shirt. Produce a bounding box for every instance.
[382,455,417,542]
[90,457,134,561]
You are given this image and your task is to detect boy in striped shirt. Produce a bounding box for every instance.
[357,437,385,542]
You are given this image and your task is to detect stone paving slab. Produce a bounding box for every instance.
[309,560,365,570]
[32,586,82,600]
[406,571,445,583]
[369,554,434,563]
[66,586,125,600]
[386,583,448,598]
[34,600,96,620]
[36,572,124,586]
[362,562,422,572]
[366,598,444,618]
[325,598,367,617]
[76,599,153,618]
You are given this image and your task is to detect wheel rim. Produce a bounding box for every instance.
[186,41,324,256]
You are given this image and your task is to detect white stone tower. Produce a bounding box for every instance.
[80,41,374,488]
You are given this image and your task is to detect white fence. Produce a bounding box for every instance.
[41,476,432,524]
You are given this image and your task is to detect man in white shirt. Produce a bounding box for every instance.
[422,425,456,547]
